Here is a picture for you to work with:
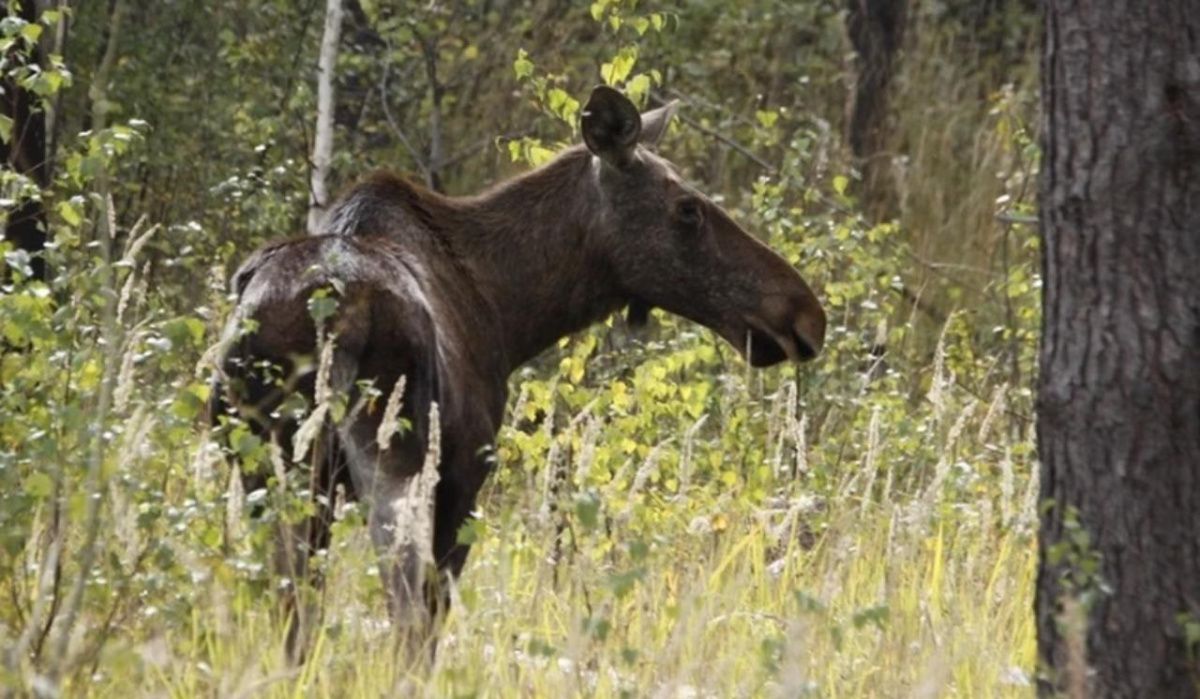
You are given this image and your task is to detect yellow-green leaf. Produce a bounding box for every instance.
[57,199,82,227]
[24,472,54,499]
[513,49,534,80]
[601,48,637,86]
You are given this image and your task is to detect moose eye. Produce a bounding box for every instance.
[675,197,704,230]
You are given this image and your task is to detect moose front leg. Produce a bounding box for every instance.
[273,505,333,663]
[423,440,497,632]
[269,429,345,663]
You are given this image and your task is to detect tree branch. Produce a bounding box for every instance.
[378,51,431,182]
[650,91,778,173]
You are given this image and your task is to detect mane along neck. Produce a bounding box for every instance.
[457,147,624,369]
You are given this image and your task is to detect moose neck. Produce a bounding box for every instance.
[453,148,625,372]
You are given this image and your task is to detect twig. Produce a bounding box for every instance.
[379,52,432,182]
[418,30,444,192]
[650,91,778,173]
[46,195,121,687]
[438,129,534,171]
[894,285,947,325]
[995,212,1038,225]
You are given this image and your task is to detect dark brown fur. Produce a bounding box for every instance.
[211,87,826,657]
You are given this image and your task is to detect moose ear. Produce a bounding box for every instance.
[639,100,678,147]
[581,85,641,167]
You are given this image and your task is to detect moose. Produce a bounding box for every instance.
[211,86,826,657]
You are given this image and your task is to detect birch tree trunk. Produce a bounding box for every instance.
[1037,2,1200,696]
[308,0,343,236]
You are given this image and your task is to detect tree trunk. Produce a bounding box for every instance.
[308,0,343,236]
[1037,2,1200,697]
[2,0,49,281]
[845,0,906,218]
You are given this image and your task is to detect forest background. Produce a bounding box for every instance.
[0,0,1043,695]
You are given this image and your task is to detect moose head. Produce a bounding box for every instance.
[578,86,826,365]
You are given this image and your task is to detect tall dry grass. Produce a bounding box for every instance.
[0,7,1044,696]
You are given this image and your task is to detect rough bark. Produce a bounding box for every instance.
[307,0,343,235]
[1,0,49,280]
[1037,2,1200,696]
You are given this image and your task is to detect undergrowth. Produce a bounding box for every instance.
[0,184,1040,696]
[0,2,1041,696]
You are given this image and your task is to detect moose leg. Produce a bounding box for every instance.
[274,504,333,662]
[339,288,444,658]
[368,471,434,649]
[340,417,437,661]
[272,430,342,663]
[427,441,495,624]
[428,479,476,617]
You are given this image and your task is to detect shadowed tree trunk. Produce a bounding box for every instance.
[845,0,906,218]
[2,0,48,281]
[1036,2,1200,696]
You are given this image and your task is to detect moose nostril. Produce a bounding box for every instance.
[758,292,826,361]
[794,308,826,358]
[792,328,817,360]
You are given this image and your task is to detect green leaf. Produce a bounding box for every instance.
[756,109,779,129]
[171,382,211,420]
[507,140,523,162]
[584,615,610,641]
[626,74,651,106]
[456,518,485,545]
[513,49,534,80]
[307,288,339,326]
[161,316,207,351]
[851,604,890,630]
[232,429,263,459]
[832,175,849,196]
[528,145,555,166]
[794,590,828,613]
[56,199,82,227]
[545,88,580,122]
[600,47,637,86]
[574,491,601,531]
[546,88,569,116]
[607,567,645,598]
[23,472,54,499]
[19,22,42,44]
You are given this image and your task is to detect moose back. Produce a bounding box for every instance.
[211,86,825,655]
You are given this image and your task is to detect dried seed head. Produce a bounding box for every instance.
[375,375,408,451]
